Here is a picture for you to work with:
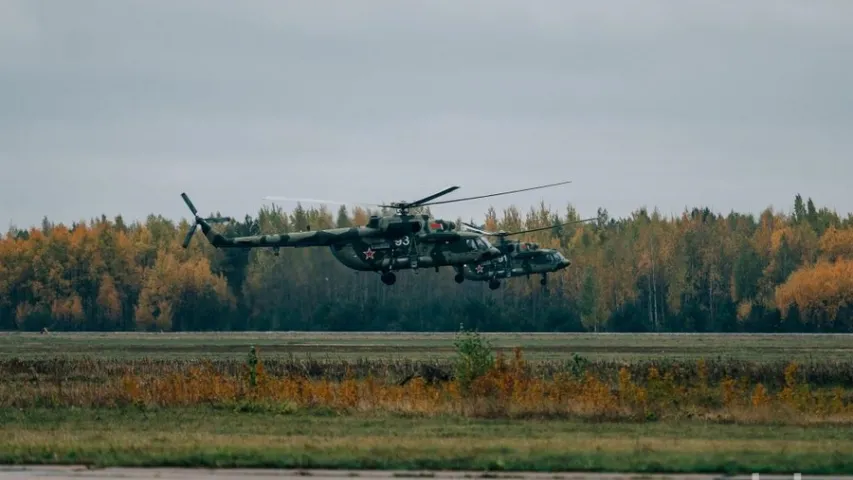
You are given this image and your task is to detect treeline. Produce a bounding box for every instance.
[2,195,853,333]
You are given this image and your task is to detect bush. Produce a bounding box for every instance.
[452,324,494,392]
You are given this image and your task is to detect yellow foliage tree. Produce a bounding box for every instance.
[819,226,853,261]
[776,259,853,329]
[135,251,236,331]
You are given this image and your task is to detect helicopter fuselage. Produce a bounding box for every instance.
[463,250,571,281]
[329,234,500,272]
[199,215,502,273]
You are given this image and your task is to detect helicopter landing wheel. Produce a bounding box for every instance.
[540,275,547,286]
[454,273,464,284]
[381,272,396,285]
[488,279,500,290]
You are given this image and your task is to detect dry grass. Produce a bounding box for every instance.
[5,351,853,390]
[3,347,853,425]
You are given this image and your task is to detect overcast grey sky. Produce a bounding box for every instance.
[2,0,852,229]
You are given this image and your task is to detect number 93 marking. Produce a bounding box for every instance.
[393,237,410,247]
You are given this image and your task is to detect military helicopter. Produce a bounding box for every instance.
[179,181,572,286]
[459,217,597,290]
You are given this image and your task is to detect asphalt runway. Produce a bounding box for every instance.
[0,467,850,480]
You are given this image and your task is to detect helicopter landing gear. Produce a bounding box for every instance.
[453,265,465,283]
[488,278,500,290]
[540,274,547,286]
[380,271,396,285]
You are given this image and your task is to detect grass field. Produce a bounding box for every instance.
[3,407,853,474]
[3,331,853,362]
[3,331,853,474]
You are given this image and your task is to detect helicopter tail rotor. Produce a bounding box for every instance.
[180,193,232,248]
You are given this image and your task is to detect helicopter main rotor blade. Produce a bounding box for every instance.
[404,185,461,208]
[415,180,573,207]
[501,217,598,236]
[374,185,461,209]
[261,196,385,209]
[262,180,567,212]
[461,222,494,236]
[266,187,463,211]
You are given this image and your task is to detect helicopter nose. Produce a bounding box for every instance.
[560,258,572,269]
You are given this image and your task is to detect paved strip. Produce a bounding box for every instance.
[0,467,848,480]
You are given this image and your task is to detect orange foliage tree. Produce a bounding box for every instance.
[1,194,852,332]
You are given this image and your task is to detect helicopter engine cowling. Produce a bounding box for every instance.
[517,241,539,252]
[420,231,460,243]
[377,216,423,236]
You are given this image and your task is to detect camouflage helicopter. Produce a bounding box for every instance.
[179,181,572,286]
[459,217,597,290]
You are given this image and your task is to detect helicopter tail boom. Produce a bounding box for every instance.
[180,192,390,250]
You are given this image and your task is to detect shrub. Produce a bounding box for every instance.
[452,323,494,392]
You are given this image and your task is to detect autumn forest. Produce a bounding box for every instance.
[2,194,853,333]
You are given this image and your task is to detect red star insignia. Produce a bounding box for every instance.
[363,248,375,259]
[475,264,484,273]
